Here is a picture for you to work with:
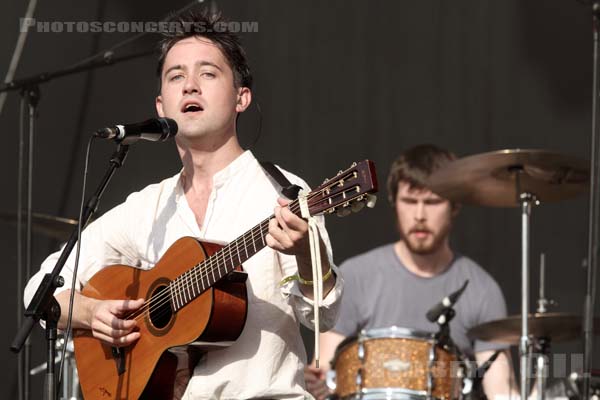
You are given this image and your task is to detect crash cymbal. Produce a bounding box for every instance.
[427,149,589,207]
[0,211,77,241]
[467,313,600,345]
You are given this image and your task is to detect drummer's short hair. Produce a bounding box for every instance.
[387,144,456,204]
[156,9,253,93]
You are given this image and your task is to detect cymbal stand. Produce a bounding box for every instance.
[534,338,550,400]
[514,167,539,400]
[583,3,600,399]
[534,253,554,400]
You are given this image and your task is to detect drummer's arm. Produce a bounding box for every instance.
[476,349,519,400]
[305,331,345,400]
[311,331,345,370]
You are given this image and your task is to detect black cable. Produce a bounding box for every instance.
[246,100,263,149]
[56,136,95,394]
[16,86,26,400]
[56,0,107,220]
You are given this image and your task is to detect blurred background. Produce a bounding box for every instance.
[0,0,597,397]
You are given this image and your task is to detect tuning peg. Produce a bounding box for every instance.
[336,207,351,217]
[351,201,365,213]
[366,194,377,208]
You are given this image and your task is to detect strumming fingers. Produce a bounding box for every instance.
[93,330,140,347]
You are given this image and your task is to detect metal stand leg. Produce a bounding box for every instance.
[534,339,549,400]
[519,192,537,400]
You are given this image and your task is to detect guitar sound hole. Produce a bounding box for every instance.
[148,285,173,329]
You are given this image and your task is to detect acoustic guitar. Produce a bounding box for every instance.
[73,160,378,399]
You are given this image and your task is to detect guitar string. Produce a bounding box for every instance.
[125,218,269,323]
[124,176,359,324]
[123,189,324,323]
[125,199,300,323]
[126,182,359,324]
[126,181,358,324]
[125,195,308,323]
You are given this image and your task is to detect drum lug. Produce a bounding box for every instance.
[325,369,337,391]
[356,367,363,388]
[427,342,436,396]
[357,340,365,362]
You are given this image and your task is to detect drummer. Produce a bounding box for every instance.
[305,144,518,400]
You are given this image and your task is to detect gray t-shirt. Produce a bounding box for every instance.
[333,244,507,357]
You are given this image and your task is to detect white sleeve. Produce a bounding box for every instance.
[278,215,344,332]
[23,193,143,309]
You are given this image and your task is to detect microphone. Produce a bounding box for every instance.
[426,279,469,323]
[94,117,178,144]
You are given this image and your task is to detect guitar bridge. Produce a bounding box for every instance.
[111,346,126,376]
[225,271,248,283]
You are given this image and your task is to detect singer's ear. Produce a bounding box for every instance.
[156,95,165,117]
[235,87,251,113]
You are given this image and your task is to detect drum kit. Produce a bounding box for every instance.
[325,149,598,400]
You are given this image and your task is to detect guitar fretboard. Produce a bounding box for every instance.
[168,196,304,312]
[164,162,373,313]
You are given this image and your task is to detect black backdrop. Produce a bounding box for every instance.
[1,0,597,397]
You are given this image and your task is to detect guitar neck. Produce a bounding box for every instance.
[169,160,378,312]
[170,199,302,312]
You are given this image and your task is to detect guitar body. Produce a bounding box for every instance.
[73,237,248,400]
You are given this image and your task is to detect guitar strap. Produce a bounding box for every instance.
[261,161,326,367]
[259,161,301,200]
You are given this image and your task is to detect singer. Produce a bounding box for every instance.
[305,145,517,400]
[24,8,342,400]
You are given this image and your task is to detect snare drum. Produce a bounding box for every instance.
[330,326,463,400]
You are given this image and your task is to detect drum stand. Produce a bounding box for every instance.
[515,168,539,400]
[533,253,554,400]
[533,338,550,400]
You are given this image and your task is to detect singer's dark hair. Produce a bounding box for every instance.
[156,9,253,92]
[387,144,456,204]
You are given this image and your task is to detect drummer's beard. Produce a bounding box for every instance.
[398,219,452,255]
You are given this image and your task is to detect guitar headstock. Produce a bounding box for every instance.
[307,160,378,217]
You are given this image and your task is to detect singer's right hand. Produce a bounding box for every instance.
[56,290,144,347]
[88,298,144,346]
[304,366,331,400]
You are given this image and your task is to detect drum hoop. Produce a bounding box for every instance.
[340,387,446,400]
[359,326,436,341]
[331,326,438,368]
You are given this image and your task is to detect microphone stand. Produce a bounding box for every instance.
[583,2,600,400]
[0,49,155,95]
[4,6,200,398]
[433,308,460,398]
[10,144,130,400]
[434,308,456,348]
[4,48,150,400]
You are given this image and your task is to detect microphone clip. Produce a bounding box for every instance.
[434,307,455,348]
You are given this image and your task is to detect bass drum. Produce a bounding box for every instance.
[329,326,464,400]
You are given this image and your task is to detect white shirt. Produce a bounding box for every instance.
[24,150,343,399]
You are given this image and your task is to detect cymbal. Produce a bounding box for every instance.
[0,211,77,241]
[468,313,600,345]
[427,149,589,207]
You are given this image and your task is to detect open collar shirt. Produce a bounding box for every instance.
[24,150,343,399]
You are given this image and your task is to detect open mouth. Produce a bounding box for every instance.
[181,102,204,114]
